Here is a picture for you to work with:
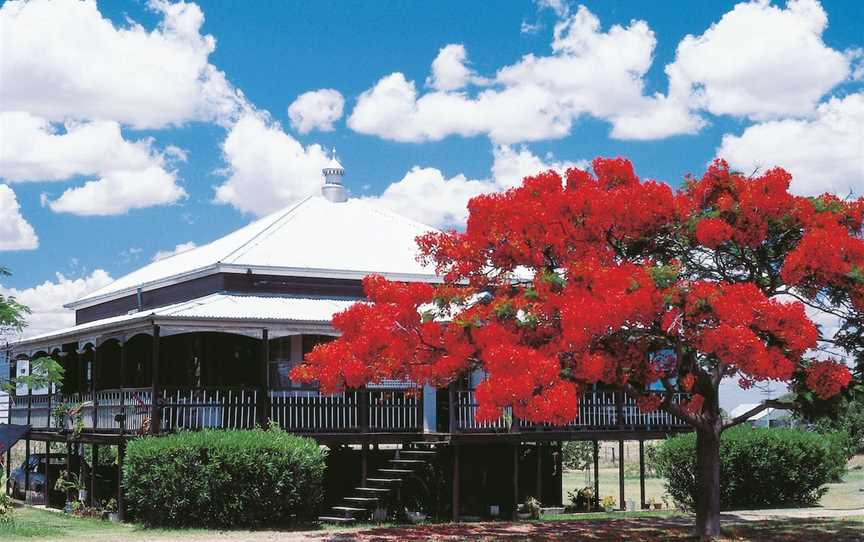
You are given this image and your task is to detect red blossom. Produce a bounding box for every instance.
[291,156,863,427]
[805,360,853,400]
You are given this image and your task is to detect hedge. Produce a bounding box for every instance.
[123,428,326,527]
[654,427,848,510]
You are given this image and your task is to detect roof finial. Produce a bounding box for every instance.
[322,149,347,203]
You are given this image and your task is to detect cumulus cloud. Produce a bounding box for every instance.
[717,92,864,196]
[152,241,198,262]
[425,44,487,91]
[491,144,586,189]
[214,112,330,215]
[0,0,247,129]
[0,112,187,215]
[663,0,849,120]
[349,1,855,144]
[0,270,113,338]
[288,89,344,133]
[47,166,187,216]
[0,185,38,251]
[370,168,494,227]
[369,145,582,227]
[348,6,702,143]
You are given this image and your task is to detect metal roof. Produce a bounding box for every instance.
[68,195,440,309]
[13,293,360,350]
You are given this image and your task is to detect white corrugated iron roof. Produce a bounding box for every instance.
[68,195,439,309]
[15,293,360,349]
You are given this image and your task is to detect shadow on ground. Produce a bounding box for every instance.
[323,515,864,541]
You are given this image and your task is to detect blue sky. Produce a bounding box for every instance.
[0,0,862,406]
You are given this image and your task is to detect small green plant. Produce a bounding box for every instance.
[0,474,13,525]
[54,471,84,495]
[102,498,118,513]
[600,495,616,510]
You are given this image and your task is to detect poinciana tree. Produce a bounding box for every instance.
[292,158,861,538]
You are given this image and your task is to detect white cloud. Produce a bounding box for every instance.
[348,6,700,143]
[0,0,247,129]
[152,241,198,262]
[0,112,187,216]
[664,0,849,120]
[287,89,344,133]
[717,92,864,196]
[0,270,113,338]
[0,185,38,251]
[369,144,583,227]
[370,168,495,227]
[491,144,586,189]
[214,112,330,215]
[47,167,187,216]
[426,44,486,91]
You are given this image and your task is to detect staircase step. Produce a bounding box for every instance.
[366,477,403,484]
[319,516,355,524]
[356,487,391,493]
[344,496,379,504]
[401,450,436,456]
[332,506,368,514]
[390,459,426,464]
[377,468,413,475]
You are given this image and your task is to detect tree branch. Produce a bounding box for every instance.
[722,399,796,430]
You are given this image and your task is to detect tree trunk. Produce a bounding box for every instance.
[694,421,721,539]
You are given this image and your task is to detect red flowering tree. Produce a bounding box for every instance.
[292,158,861,538]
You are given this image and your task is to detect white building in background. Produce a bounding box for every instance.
[729,403,794,428]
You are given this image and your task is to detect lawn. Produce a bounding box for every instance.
[562,443,864,511]
[2,507,862,541]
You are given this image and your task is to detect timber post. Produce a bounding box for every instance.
[65,441,73,504]
[4,448,10,496]
[23,438,30,502]
[451,443,460,522]
[639,439,646,510]
[93,346,100,430]
[512,442,520,520]
[448,381,457,434]
[258,328,270,428]
[90,444,99,507]
[592,440,599,510]
[618,439,625,511]
[150,324,161,435]
[117,441,126,521]
[535,442,542,501]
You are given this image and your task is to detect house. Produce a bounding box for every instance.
[729,403,794,428]
[2,155,691,523]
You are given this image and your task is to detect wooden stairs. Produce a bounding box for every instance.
[317,440,446,525]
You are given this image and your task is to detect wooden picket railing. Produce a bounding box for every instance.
[455,390,690,432]
[10,386,689,435]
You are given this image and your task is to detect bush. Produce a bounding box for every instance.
[123,428,326,527]
[654,427,847,510]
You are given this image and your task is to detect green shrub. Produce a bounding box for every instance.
[561,441,593,471]
[123,428,326,527]
[654,427,847,510]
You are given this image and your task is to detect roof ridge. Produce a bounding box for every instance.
[220,195,315,264]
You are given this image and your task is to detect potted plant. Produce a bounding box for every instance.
[103,498,119,522]
[54,471,84,512]
[517,497,542,520]
[600,495,616,512]
[646,497,663,510]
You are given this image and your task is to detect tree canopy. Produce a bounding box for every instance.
[292,158,860,427]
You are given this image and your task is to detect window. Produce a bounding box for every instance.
[267,335,334,390]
